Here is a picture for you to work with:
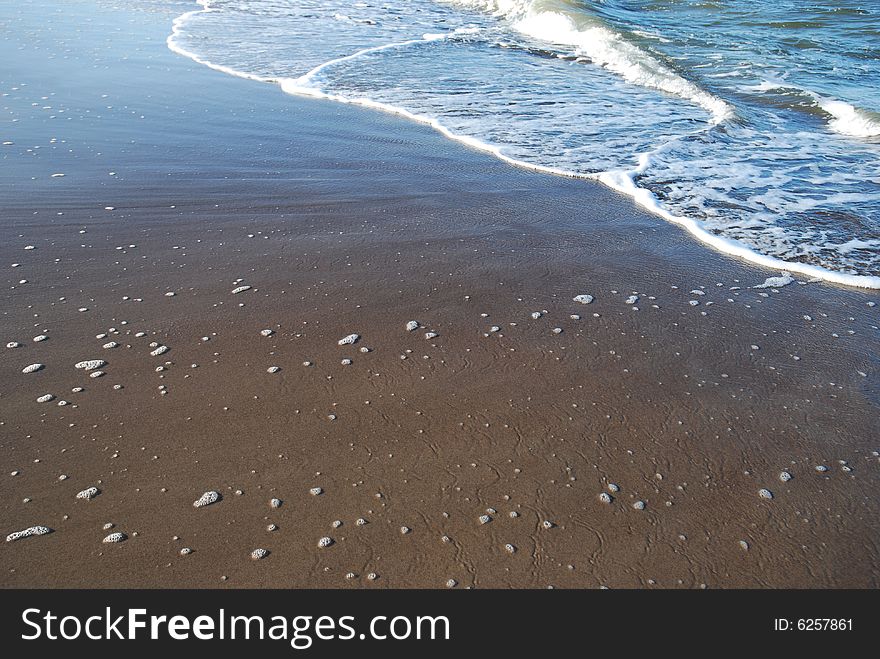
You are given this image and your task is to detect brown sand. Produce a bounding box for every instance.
[2,178,878,588]
[1,0,878,589]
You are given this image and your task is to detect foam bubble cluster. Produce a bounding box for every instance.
[75,360,106,371]
[103,532,127,543]
[6,526,53,542]
[193,490,221,507]
[753,273,794,289]
[76,486,100,500]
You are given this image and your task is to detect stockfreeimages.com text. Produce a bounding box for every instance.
[21,607,450,648]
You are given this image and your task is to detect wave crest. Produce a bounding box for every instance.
[443,0,733,123]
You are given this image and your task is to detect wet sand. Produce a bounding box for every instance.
[1,0,878,588]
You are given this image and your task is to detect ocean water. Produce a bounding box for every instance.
[167,0,880,288]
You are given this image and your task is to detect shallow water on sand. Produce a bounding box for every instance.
[164,0,880,286]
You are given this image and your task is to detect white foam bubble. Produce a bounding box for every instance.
[103,532,127,543]
[193,490,221,507]
[6,526,53,542]
[75,359,106,371]
[753,273,794,289]
[76,486,100,500]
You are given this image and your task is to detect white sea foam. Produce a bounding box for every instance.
[596,166,880,289]
[817,99,880,139]
[167,1,277,84]
[753,273,794,289]
[283,63,880,289]
[103,532,127,543]
[167,0,880,290]
[75,359,106,371]
[76,486,100,500]
[6,526,52,542]
[445,0,732,124]
[193,490,221,507]
[745,79,880,138]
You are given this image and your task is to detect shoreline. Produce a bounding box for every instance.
[168,0,880,290]
[0,0,878,588]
